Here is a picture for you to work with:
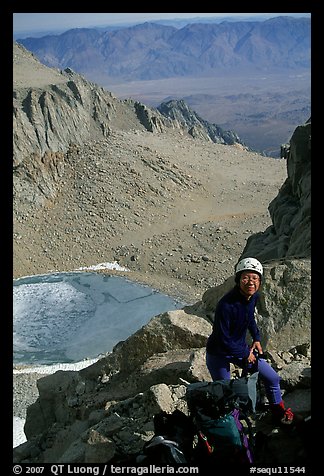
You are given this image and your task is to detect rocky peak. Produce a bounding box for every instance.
[13,41,244,216]
[241,118,311,260]
[158,99,246,146]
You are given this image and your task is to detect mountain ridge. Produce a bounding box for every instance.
[16,17,311,156]
[17,17,310,81]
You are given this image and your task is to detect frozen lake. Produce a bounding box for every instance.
[13,271,185,366]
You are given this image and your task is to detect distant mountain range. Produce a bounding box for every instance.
[17,16,310,82]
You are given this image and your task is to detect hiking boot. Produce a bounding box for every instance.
[279,407,294,426]
[270,401,294,426]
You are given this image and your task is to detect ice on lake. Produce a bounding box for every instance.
[13,271,185,366]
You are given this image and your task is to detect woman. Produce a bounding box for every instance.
[206,257,294,425]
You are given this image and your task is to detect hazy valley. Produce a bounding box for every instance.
[102,72,310,156]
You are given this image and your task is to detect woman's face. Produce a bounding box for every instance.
[239,272,261,298]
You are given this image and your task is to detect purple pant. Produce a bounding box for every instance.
[206,352,282,404]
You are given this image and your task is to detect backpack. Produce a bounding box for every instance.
[185,376,258,465]
[192,407,254,465]
[186,372,259,416]
[136,435,188,464]
[135,375,258,466]
[135,409,196,465]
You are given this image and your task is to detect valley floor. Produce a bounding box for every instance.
[13,130,287,304]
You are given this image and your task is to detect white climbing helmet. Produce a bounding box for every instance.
[235,257,263,276]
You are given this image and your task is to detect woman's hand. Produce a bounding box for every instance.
[248,341,263,362]
[251,341,263,354]
[247,349,257,364]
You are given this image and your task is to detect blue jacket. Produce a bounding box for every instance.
[206,286,261,359]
